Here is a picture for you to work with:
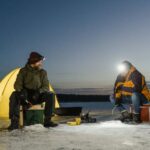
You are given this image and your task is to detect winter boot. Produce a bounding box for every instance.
[8,116,19,131]
[127,114,141,124]
[81,113,97,123]
[44,117,58,128]
[115,111,132,122]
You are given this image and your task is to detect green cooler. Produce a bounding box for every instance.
[24,104,44,126]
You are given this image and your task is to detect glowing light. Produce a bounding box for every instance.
[117,64,126,73]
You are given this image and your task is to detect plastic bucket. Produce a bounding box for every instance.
[140,104,150,122]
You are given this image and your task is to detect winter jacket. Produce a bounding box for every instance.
[14,64,49,93]
[114,66,150,101]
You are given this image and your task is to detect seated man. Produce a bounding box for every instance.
[8,52,58,130]
[110,61,150,124]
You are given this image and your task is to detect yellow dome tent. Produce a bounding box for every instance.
[0,68,59,119]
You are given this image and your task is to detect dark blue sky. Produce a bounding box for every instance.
[1,0,150,89]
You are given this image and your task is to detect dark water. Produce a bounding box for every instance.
[60,102,113,111]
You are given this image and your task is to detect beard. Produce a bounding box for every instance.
[33,65,42,70]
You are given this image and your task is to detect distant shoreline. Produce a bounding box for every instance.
[57,94,110,103]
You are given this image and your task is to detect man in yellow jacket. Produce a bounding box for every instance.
[111,61,150,124]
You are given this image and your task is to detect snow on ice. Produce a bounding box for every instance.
[0,121,150,150]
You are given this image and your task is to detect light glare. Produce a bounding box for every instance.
[117,64,126,73]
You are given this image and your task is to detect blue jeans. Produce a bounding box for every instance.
[110,92,149,114]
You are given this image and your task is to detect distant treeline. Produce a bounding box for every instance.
[57,94,110,103]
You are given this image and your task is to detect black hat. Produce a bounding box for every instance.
[122,60,132,70]
[28,52,44,64]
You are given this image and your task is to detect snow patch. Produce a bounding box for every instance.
[55,121,135,132]
[99,120,135,128]
[24,124,47,132]
[123,141,135,146]
[1,121,150,150]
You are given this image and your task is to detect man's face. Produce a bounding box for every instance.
[32,60,43,69]
[121,68,129,77]
[118,64,129,77]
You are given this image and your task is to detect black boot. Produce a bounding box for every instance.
[8,116,19,131]
[115,111,132,122]
[127,114,141,124]
[44,117,58,128]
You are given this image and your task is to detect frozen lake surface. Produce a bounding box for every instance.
[0,120,150,150]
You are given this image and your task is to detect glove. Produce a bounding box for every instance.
[19,89,28,100]
[32,91,40,101]
[18,90,31,107]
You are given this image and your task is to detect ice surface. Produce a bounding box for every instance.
[0,121,150,150]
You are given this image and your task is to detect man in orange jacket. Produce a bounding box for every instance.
[110,61,150,124]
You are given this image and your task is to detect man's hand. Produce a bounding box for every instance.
[32,91,40,101]
[115,83,123,93]
[19,89,28,100]
[18,90,30,107]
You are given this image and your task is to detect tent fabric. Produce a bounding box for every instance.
[0,68,59,119]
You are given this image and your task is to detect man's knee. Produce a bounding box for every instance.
[41,92,54,101]
[44,92,53,97]
[131,92,141,103]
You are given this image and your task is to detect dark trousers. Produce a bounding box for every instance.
[9,91,54,119]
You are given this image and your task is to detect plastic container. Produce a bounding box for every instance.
[24,104,44,126]
[140,104,150,122]
[24,110,44,125]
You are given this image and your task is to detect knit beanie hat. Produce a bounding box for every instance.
[28,52,45,64]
